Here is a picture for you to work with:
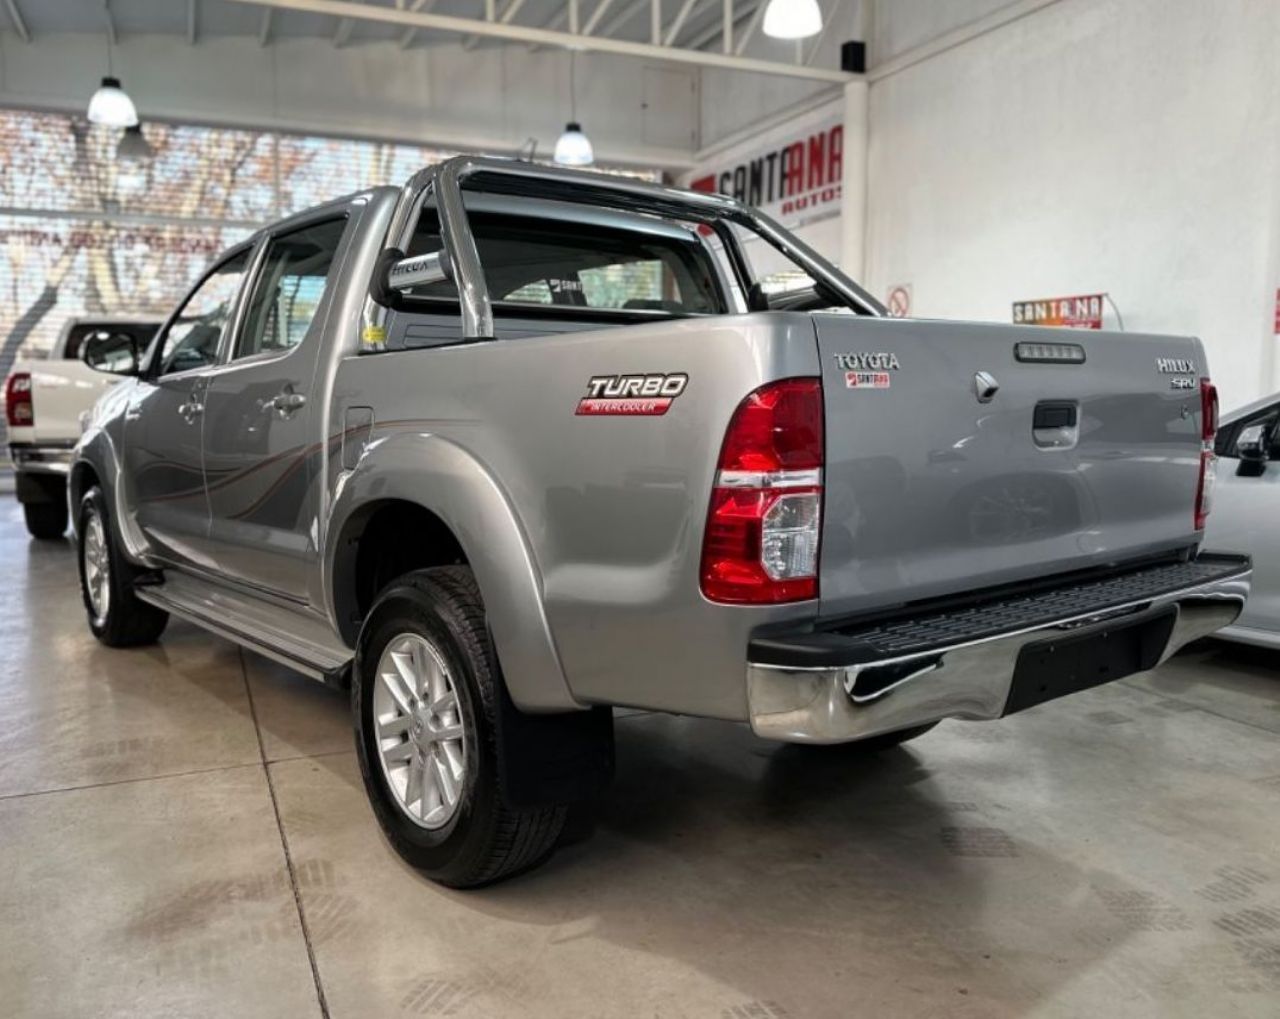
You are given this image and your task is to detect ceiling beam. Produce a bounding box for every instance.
[259,7,273,44]
[733,0,763,55]
[592,0,647,41]
[399,0,437,49]
[663,0,700,46]
[582,0,618,35]
[187,0,198,44]
[463,0,524,51]
[224,0,857,82]
[526,5,567,53]
[3,0,29,42]
[686,0,759,51]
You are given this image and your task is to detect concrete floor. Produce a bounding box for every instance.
[2,497,1279,1019]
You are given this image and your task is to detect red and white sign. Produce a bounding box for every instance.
[683,102,844,231]
[1012,294,1105,330]
[886,284,912,318]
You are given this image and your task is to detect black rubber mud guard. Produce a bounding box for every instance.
[494,682,615,809]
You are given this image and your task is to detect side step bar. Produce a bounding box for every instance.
[135,571,353,688]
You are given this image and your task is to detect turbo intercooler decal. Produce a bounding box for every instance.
[576,373,689,417]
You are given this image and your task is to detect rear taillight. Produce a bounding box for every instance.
[5,372,32,427]
[700,378,824,604]
[1195,378,1218,530]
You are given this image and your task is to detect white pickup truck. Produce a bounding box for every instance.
[4,317,159,538]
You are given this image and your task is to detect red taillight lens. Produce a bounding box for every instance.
[1195,378,1218,530]
[717,377,824,472]
[1200,378,1218,441]
[5,372,32,427]
[700,378,824,604]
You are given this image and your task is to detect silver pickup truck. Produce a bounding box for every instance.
[72,157,1251,887]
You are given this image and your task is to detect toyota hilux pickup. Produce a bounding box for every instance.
[5,316,159,537]
[72,157,1252,887]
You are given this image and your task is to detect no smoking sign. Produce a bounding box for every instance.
[886,284,912,318]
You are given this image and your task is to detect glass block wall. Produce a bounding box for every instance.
[0,109,462,371]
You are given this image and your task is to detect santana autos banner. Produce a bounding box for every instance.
[681,99,844,231]
[1012,294,1106,329]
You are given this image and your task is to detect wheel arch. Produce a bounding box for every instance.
[325,433,580,713]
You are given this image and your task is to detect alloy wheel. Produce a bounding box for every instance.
[82,507,111,626]
[372,633,468,830]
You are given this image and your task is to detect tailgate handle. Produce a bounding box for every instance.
[1033,401,1078,449]
[1034,402,1077,429]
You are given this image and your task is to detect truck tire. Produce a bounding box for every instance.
[24,499,68,540]
[77,487,169,647]
[353,566,568,888]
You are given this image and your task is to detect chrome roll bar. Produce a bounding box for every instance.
[384,155,886,339]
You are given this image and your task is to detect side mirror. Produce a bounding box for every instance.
[81,331,141,377]
[1235,423,1271,476]
[370,247,453,309]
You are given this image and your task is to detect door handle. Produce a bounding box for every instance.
[262,389,307,418]
[177,398,204,423]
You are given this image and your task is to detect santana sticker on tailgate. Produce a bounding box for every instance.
[576,374,689,416]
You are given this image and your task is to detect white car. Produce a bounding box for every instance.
[4,316,159,538]
[1206,393,1280,648]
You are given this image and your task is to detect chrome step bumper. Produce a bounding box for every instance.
[746,555,1252,744]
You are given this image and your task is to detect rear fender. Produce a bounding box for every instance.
[324,432,579,712]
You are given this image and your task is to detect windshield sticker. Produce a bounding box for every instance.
[576,373,688,416]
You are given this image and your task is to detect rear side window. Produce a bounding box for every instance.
[408,212,725,316]
[156,249,251,375]
[235,218,346,359]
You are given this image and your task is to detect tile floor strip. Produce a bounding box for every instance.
[240,647,333,1019]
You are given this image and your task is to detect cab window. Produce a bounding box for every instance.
[235,218,346,360]
[156,250,251,375]
[407,211,725,316]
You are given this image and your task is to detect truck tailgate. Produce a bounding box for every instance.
[814,316,1207,619]
[25,361,122,445]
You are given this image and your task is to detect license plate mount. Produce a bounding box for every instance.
[1004,607,1177,716]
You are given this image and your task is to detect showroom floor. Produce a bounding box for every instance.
[2,497,1279,1019]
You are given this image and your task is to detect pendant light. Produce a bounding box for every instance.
[88,3,138,128]
[554,53,594,166]
[762,0,824,40]
[88,77,138,128]
[116,123,153,162]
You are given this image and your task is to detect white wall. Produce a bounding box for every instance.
[0,31,698,172]
[864,0,1280,410]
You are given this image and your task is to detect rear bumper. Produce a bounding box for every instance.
[746,554,1252,744]
[9,443,74,477]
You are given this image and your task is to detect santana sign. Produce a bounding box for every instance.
[688,118,844,229]
[1012,294,1105,330]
